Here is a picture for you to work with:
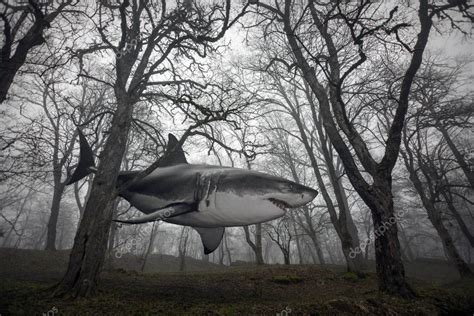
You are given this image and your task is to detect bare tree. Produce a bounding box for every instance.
[178,226,191,272]
[264,108,364,271]
[265,216,293,265]
[1,187,33,247]
[243,224,265,265]
[37,74,107,251]
[261,124,327,264]
[0,0,74,103]
[250,0,472,297]
[401,126,472,277]
[140,221,159,272]
[53,0,248,297]
[223,230,232,265]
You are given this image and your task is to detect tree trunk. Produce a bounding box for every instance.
[399,226,415,262]
[254,224,264,264]
[243,224,264,265]
[290,212,303,264]
[305,239,318,264]
[367,177,414,297]
[179,253,186,272]
[224,231,232,265]
[178,226,189,272]
[364,236,370,261]
[53,97,134,298]
[442,190,474,247]
[436,123,474,187]
[299,207,325,265]
[308,231,325,265]
[401,145,472,278]
[0,19,48,103]
[287,94,364,272]
[45,184,65,251]
[2,190,31,248]
[274,0,443,297]
[335,173,366,271]
[218,242,225,265]
[15,207,32,248]
[324,239,336,264]
[283,249,290,265]
[141,222,159,272]
[429,212,472,277]
[308,92,365,272]
[34,224,48,250]
[104,199,120,271]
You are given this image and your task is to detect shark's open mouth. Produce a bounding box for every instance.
[269,198,290,210]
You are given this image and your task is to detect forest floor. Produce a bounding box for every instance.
[0,248,473,315]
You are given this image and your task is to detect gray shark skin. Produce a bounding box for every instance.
[68,130,318,254]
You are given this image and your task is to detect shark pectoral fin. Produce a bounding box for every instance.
[114,203,195,225]
[193,227,225,255]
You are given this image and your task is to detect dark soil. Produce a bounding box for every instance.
[0,248,473,315]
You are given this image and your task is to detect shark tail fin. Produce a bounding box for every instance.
[67,129,96,185]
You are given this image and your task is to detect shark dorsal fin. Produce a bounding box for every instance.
[157,134,188,167]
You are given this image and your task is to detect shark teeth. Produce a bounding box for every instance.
[269,198,290,210]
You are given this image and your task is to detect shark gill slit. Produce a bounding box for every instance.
[204,174,212,207]
[193,172,201,202]
[212,174,220,208]
[206,173,220,208]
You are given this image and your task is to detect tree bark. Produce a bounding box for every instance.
[53,96,134,297]
[2,189,31,248]
[0,2,70,103]
[307,86,365,272]
[253,0,456,297]
[218,241,225,265]
[300,207,326,265]
[243,224,264,265]
[399,226,415,262]
[401,148,472,278]
[430,212,472,277]
[304,239,318,264]
[0,19,48,103]
[369,177,413,294]
[275,76,364,272]
[224,231,232,265]
[270,0,422,297]
[283,249,290,265]
[441,190,474,247]
[436,123,474,187]
[178,227,189,272]
[141,222,159,272]
[45,184,65,251]
[324,239,337,264]
[291,215,304,264]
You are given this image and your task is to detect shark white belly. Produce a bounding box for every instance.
[164,192,285,228]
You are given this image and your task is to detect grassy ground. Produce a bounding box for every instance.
[0,248,473,315]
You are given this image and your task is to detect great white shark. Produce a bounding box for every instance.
[68,131,318,254]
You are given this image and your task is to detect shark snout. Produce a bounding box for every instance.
[265,183,318,209]
[302,187,318,204]
[291,185,318,207]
